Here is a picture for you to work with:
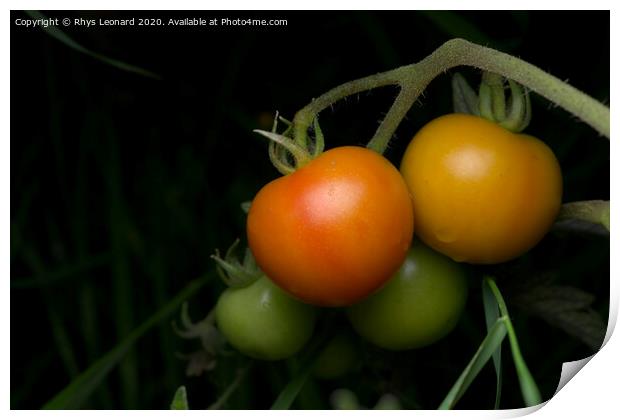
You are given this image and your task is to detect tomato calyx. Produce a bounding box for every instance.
[253,111,325,175]
[172,302,226,376]
[211,238,262,288]
[452,71,531,133]
[479,72,531,132]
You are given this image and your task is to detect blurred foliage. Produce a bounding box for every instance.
[11,10,608,409]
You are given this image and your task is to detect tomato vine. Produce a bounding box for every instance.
[288,38,609,156]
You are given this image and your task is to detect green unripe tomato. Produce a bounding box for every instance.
[313,333,358,380]
[346,242,468,350]
[215,275,317,360]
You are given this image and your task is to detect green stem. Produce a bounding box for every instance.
[292,38,609,154]
[367,87,419,154]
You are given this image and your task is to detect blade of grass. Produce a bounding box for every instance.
[270,359,317,410]
[73,116,115,408]
[43,274,211,409]
[15,237,82,386]
[438,318,507,409]
[11,350,55,408]
[104,124,139,409]
[271,327,333,409]
[482,280,503,409]
[25,11,161,79]
[170,386,189,410]
[47,304,80,378]
[141,161,180,398]
[11,252,110,288]
[486,277,542,407]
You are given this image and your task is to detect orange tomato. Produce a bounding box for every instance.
[247,146,414,306]
[400,114,562,264]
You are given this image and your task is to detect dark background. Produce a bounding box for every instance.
[11,10,609,409]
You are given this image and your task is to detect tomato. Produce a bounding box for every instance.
[346,242,468,350]
[215,275,317,360]
[247,146,414,307]
[400,114,562,264]
[313,333,358,380]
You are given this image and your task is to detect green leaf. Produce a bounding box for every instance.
[482,280,503,409]
[512,285,606,351]
[486,278,542,407]
[438,318,507,409]
[170,386,189,410]
[43,275,210,409]
[24,11,161,80]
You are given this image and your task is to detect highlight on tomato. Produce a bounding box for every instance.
[247,145,414,307]
[400,113,562,264]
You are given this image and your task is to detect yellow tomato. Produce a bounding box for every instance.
[400,114,562,264]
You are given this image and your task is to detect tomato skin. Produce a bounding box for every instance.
[215,276,317,361]
[346,242,468,350]
[247,146,414,307]
[400,114,562,264]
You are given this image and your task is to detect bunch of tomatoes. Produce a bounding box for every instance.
[213,111,562,367]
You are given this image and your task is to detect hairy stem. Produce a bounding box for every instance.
[292,38,609,154]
